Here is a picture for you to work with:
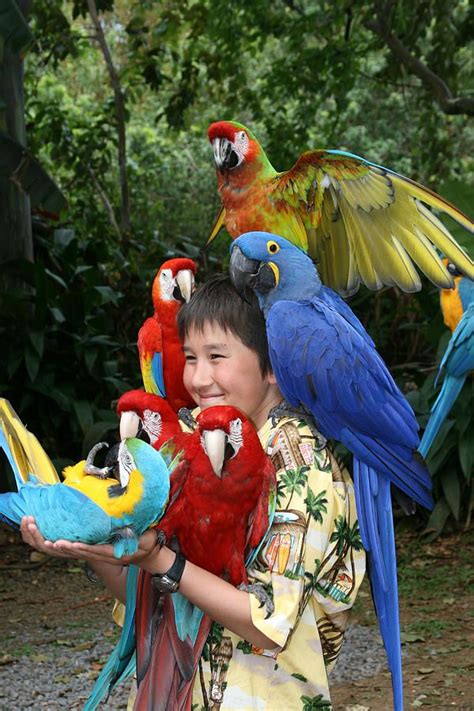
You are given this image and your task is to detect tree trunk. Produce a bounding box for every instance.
[0,0,33,264]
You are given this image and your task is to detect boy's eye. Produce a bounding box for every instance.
[184,354,196,362]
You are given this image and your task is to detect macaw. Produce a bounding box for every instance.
[206,120,474,297]
[228,231,434,711]
[133,405,276,711]
[418,267,474,457]
[117,390,184,451]
[138,258,197,411]
[0,437,171,559]
[0,398,59,488]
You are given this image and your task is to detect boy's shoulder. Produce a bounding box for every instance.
[262,415,331,473]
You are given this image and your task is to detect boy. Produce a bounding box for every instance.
[21,275,365,710]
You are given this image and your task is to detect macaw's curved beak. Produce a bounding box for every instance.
[201,428,226,478]
[229,245,277,296]
[120,411,141,440]
[212,137,241,171]
[174,269,194,303]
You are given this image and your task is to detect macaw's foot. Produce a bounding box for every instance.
[84,441,115,478]
[111,527,139,558]
[152,528,167,549]
[269,401,327,450]
[178,407,197,430]
[239,582,275,619]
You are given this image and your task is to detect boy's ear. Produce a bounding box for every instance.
[268,371,278,385]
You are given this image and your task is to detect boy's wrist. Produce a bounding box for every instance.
[142,545,176,576]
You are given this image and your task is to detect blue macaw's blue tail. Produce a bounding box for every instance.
[353,458,403,711]
[418,375,466,458]
[83,565,140,711]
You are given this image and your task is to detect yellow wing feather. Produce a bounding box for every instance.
[0,398,59,484]
[273,152,474,295]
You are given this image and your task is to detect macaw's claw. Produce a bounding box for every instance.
[269,401,327,449]
[239,582,275,619]
[178,407,197,430]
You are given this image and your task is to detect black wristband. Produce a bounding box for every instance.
[151,551,187,593]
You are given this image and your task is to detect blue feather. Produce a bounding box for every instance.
[230,231,435,711]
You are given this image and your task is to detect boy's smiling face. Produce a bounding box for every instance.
[183,321,282,431]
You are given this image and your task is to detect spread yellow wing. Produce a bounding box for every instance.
[273,150,474,296]
[0,398,59,486]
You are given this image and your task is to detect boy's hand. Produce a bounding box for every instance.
[20,516,160,566]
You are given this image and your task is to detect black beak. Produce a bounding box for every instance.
[229,246,277,296]
[104,443,121,481]
[213,138,241,171]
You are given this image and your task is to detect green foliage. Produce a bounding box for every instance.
[0,0,472,532]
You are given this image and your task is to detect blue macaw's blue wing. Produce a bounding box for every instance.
[84,565,140,711]
[266,295,433,711]
[0,483,113,543]
[419,303,474,458]
[151,351,166,398]
[267,297,432,508]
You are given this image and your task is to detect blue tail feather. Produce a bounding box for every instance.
[418,375,466,458]
[83,565,140,710]
[353,458,403,711]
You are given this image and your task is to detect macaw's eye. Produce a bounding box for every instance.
[447,262,460,277]
[240,131,246,139]
[267,240,280,254]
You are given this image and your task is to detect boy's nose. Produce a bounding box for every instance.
[190,360,213,389]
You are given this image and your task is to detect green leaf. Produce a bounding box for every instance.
[459,428,473,481]
[422,498,451,540]
[440,467,460,520]
[49,306,66,323]
[25,344,40,382]
[29,331,44,358]
[73,400,94,433]
[94,286,120,306]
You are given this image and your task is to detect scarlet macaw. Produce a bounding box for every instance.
[418,267,474,457]
[207,120,474,297]
[86,405,276,711]
[0,437,171,559]
[117,389,183,451]
[229,231,434,711]
[138,258,197,411]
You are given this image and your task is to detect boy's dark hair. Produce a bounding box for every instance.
[177,273,272,375]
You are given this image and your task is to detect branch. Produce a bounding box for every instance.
[87,166,122,239]
[366,1,474,116]
[86,0,131,237]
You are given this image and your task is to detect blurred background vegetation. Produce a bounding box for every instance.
[0,0,472,536]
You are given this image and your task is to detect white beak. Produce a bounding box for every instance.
[120,411,140,440]
[202,428,226,478]
[176,269,194,303]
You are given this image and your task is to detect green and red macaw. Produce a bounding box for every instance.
[133,405,276,711]
[117,390,184,452]
[207,120,474,297]
[138,258,197,411]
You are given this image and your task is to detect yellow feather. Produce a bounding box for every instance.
[204,206,226,249]
[65,465,146,518]
[0,398,60,484]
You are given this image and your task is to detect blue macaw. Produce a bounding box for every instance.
[229,231,434,711]
[419,270,474,458]
[0,437,171,559]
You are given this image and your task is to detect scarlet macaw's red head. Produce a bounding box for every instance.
[196,405,258,478]
[208,121,260,172]
[117,389,181,448]
[152,257,197,308]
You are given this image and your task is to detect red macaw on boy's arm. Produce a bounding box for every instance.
[133,405,276,711]
[138,258,197,411]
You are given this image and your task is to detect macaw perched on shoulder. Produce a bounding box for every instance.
[419,267,474,458]
[206,120,474,297]
[138,258,197,411]
[133,405,276,711]
[229,231,434,711]
[0,437,171,559]
[0,398,59,488]
[117,390,183,452]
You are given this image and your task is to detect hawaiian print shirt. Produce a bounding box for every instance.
[192,415,366,711]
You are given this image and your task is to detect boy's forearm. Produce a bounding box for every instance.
[142,547,278,650]
[90,560,128,603]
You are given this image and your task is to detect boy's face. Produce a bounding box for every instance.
[182,321,282,431]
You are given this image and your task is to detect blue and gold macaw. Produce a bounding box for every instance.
[229,231,434,711]
[0,437,171,559]
[419,268,474,457]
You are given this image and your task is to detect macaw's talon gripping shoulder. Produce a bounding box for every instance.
[269,401,327,450]
[239,582,275,619]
